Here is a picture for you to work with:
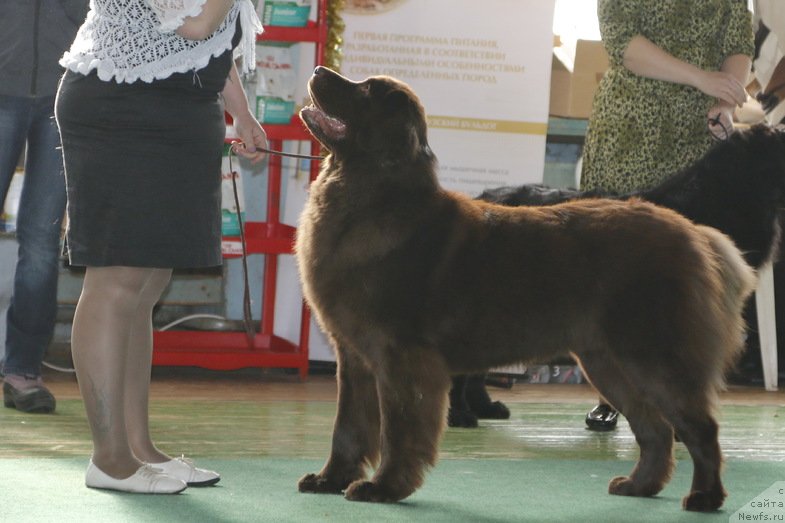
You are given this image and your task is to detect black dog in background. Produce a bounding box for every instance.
[449,124,785,428]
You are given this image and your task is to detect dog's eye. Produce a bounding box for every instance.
[359,83,371,95]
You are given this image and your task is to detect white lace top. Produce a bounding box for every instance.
[60,0,263,84]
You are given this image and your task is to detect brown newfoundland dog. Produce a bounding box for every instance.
[295,66,756,511]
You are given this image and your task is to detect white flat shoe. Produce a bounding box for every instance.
[85,460,187,494]
[149,456,220,487]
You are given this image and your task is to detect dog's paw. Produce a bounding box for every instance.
[682,489,726,512]
[608,476,636,496]
[448,408,478,428]
[475,400,511,420]
[344,480,409,503]
[609,475,664,498]
[298,473,345,494]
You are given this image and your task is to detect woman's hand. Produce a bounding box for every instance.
[221,62,267,164]
[695,70,748,107]
[707,104,735,140]
[232,112,268,164]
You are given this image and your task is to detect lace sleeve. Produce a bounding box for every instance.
[146,0,210,32]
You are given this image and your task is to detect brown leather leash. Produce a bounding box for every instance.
[227,141,323,343]
[232,140,325,161]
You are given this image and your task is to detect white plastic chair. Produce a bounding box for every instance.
[755,263,779,391]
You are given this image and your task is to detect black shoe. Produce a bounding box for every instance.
[585,403,618,431]
[3,379,56,413]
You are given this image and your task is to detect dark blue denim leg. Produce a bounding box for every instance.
[1,95,66,377]
[0,95,31,372]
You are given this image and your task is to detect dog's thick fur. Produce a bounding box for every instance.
[479,124,785,270]
[450,124,785,427]
[295,66,757,511]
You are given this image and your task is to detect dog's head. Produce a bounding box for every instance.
[300,67,432,166]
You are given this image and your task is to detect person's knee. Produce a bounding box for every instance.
[15,230,61,260]
[138,269,173,308]
[13,232,62,284]
[82,267,159,312]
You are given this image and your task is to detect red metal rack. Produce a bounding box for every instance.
[151,1,327,379]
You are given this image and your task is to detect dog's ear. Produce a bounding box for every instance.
[383,89,412,114]
[357,84,431,166]
[384,88,430,158]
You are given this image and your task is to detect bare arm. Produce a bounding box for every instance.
[622,35,747,107]
[222,62,267,164]
[176,0,234,40]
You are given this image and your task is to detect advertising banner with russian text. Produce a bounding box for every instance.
[340,0,556,195]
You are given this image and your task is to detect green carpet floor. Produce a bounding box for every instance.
[2,457,783,522]
[2,386,783,522]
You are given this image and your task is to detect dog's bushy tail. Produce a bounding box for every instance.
[699,225,758,380]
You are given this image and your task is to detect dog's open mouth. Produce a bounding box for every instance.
[301,104,347,141]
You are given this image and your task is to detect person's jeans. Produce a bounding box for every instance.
[0,94,66,378]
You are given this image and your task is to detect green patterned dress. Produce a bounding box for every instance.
[580,0,754,192]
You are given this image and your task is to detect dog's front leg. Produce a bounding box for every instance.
[447,374,478,428]
[299,347,380,494]
[344,348,451,502]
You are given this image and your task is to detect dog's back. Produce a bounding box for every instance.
[428,198,754,374]
[478,125,785,269]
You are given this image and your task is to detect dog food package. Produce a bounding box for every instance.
[221,144,245,237]
[257,0,311,27]
[526,365,552,384]
[550,365,583,384]
[254,42,298,124]
[521,364,584,384]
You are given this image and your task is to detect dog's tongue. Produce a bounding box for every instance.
[302,104,347,139]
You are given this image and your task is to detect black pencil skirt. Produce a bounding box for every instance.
[55,67,228,268]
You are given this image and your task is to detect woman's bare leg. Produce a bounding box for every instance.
[71,266,161,478]
[124,268,173,463]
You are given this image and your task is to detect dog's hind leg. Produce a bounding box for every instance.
[447,375,478,428]
[466,374,511,420]
[649,389,726,511]
[299,347,380,495]
[576,352,675,498]
[344,348,451,502]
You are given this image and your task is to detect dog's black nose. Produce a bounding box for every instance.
[314,66,326,76]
